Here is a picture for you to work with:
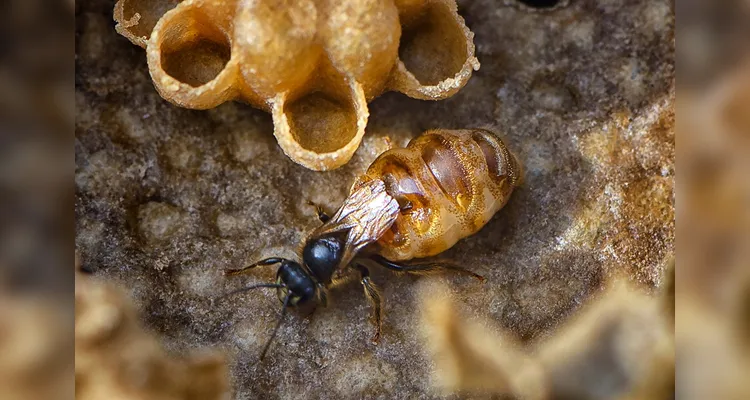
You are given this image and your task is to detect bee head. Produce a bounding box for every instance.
[219,257,322,360]
[275,260,318,308]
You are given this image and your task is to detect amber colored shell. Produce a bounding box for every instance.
[361,129,522,261]
[113,0,480,170]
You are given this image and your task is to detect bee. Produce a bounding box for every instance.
[220,129,523,359]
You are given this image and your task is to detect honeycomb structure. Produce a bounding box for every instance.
[114,0,479,170]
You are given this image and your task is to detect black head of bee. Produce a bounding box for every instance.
[301,233,345,284]
[275,259,317,307]
[218,258,323,360]
[218,232,347,360]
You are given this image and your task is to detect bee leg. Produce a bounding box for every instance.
[307,200,331,223]
[317,283,329,308]
[355,264,383,344]
[223,257,289,276]
[368,255,485,282]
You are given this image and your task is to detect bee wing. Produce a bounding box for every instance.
[314,178,400,264]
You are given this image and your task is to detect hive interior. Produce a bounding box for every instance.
[80,0,677,398]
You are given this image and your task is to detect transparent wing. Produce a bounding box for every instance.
[313,178,400,266]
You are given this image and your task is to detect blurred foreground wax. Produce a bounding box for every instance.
[75,258,229,400]
[678,54,750,400]
[0,0,71,294]
[420,268,675,400]
[0,1,74,397]
[678,0,750,397]
[0,293,73,400]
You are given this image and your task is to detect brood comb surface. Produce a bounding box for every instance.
[113,0,479,170]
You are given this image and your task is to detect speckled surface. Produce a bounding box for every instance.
[75,0,674,398]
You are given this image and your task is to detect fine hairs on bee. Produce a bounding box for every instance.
[219,129,523,359]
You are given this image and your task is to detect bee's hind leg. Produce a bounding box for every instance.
[353,264,383,344]
[368,254,485,282]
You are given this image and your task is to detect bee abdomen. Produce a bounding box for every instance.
[364,129,522,261]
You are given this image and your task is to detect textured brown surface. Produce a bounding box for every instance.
[113,0,479,170]
[75,0,674,398]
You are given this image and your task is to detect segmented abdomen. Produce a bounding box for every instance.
[364,129,522,261]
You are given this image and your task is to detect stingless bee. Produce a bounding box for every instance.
[220,129,523,359]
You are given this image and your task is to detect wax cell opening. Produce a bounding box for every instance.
[398,3,468,86]
[284,92,359,154]
[159,9,232,88]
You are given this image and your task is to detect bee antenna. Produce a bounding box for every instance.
[215,283,285,303]
[260,292,291,360]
